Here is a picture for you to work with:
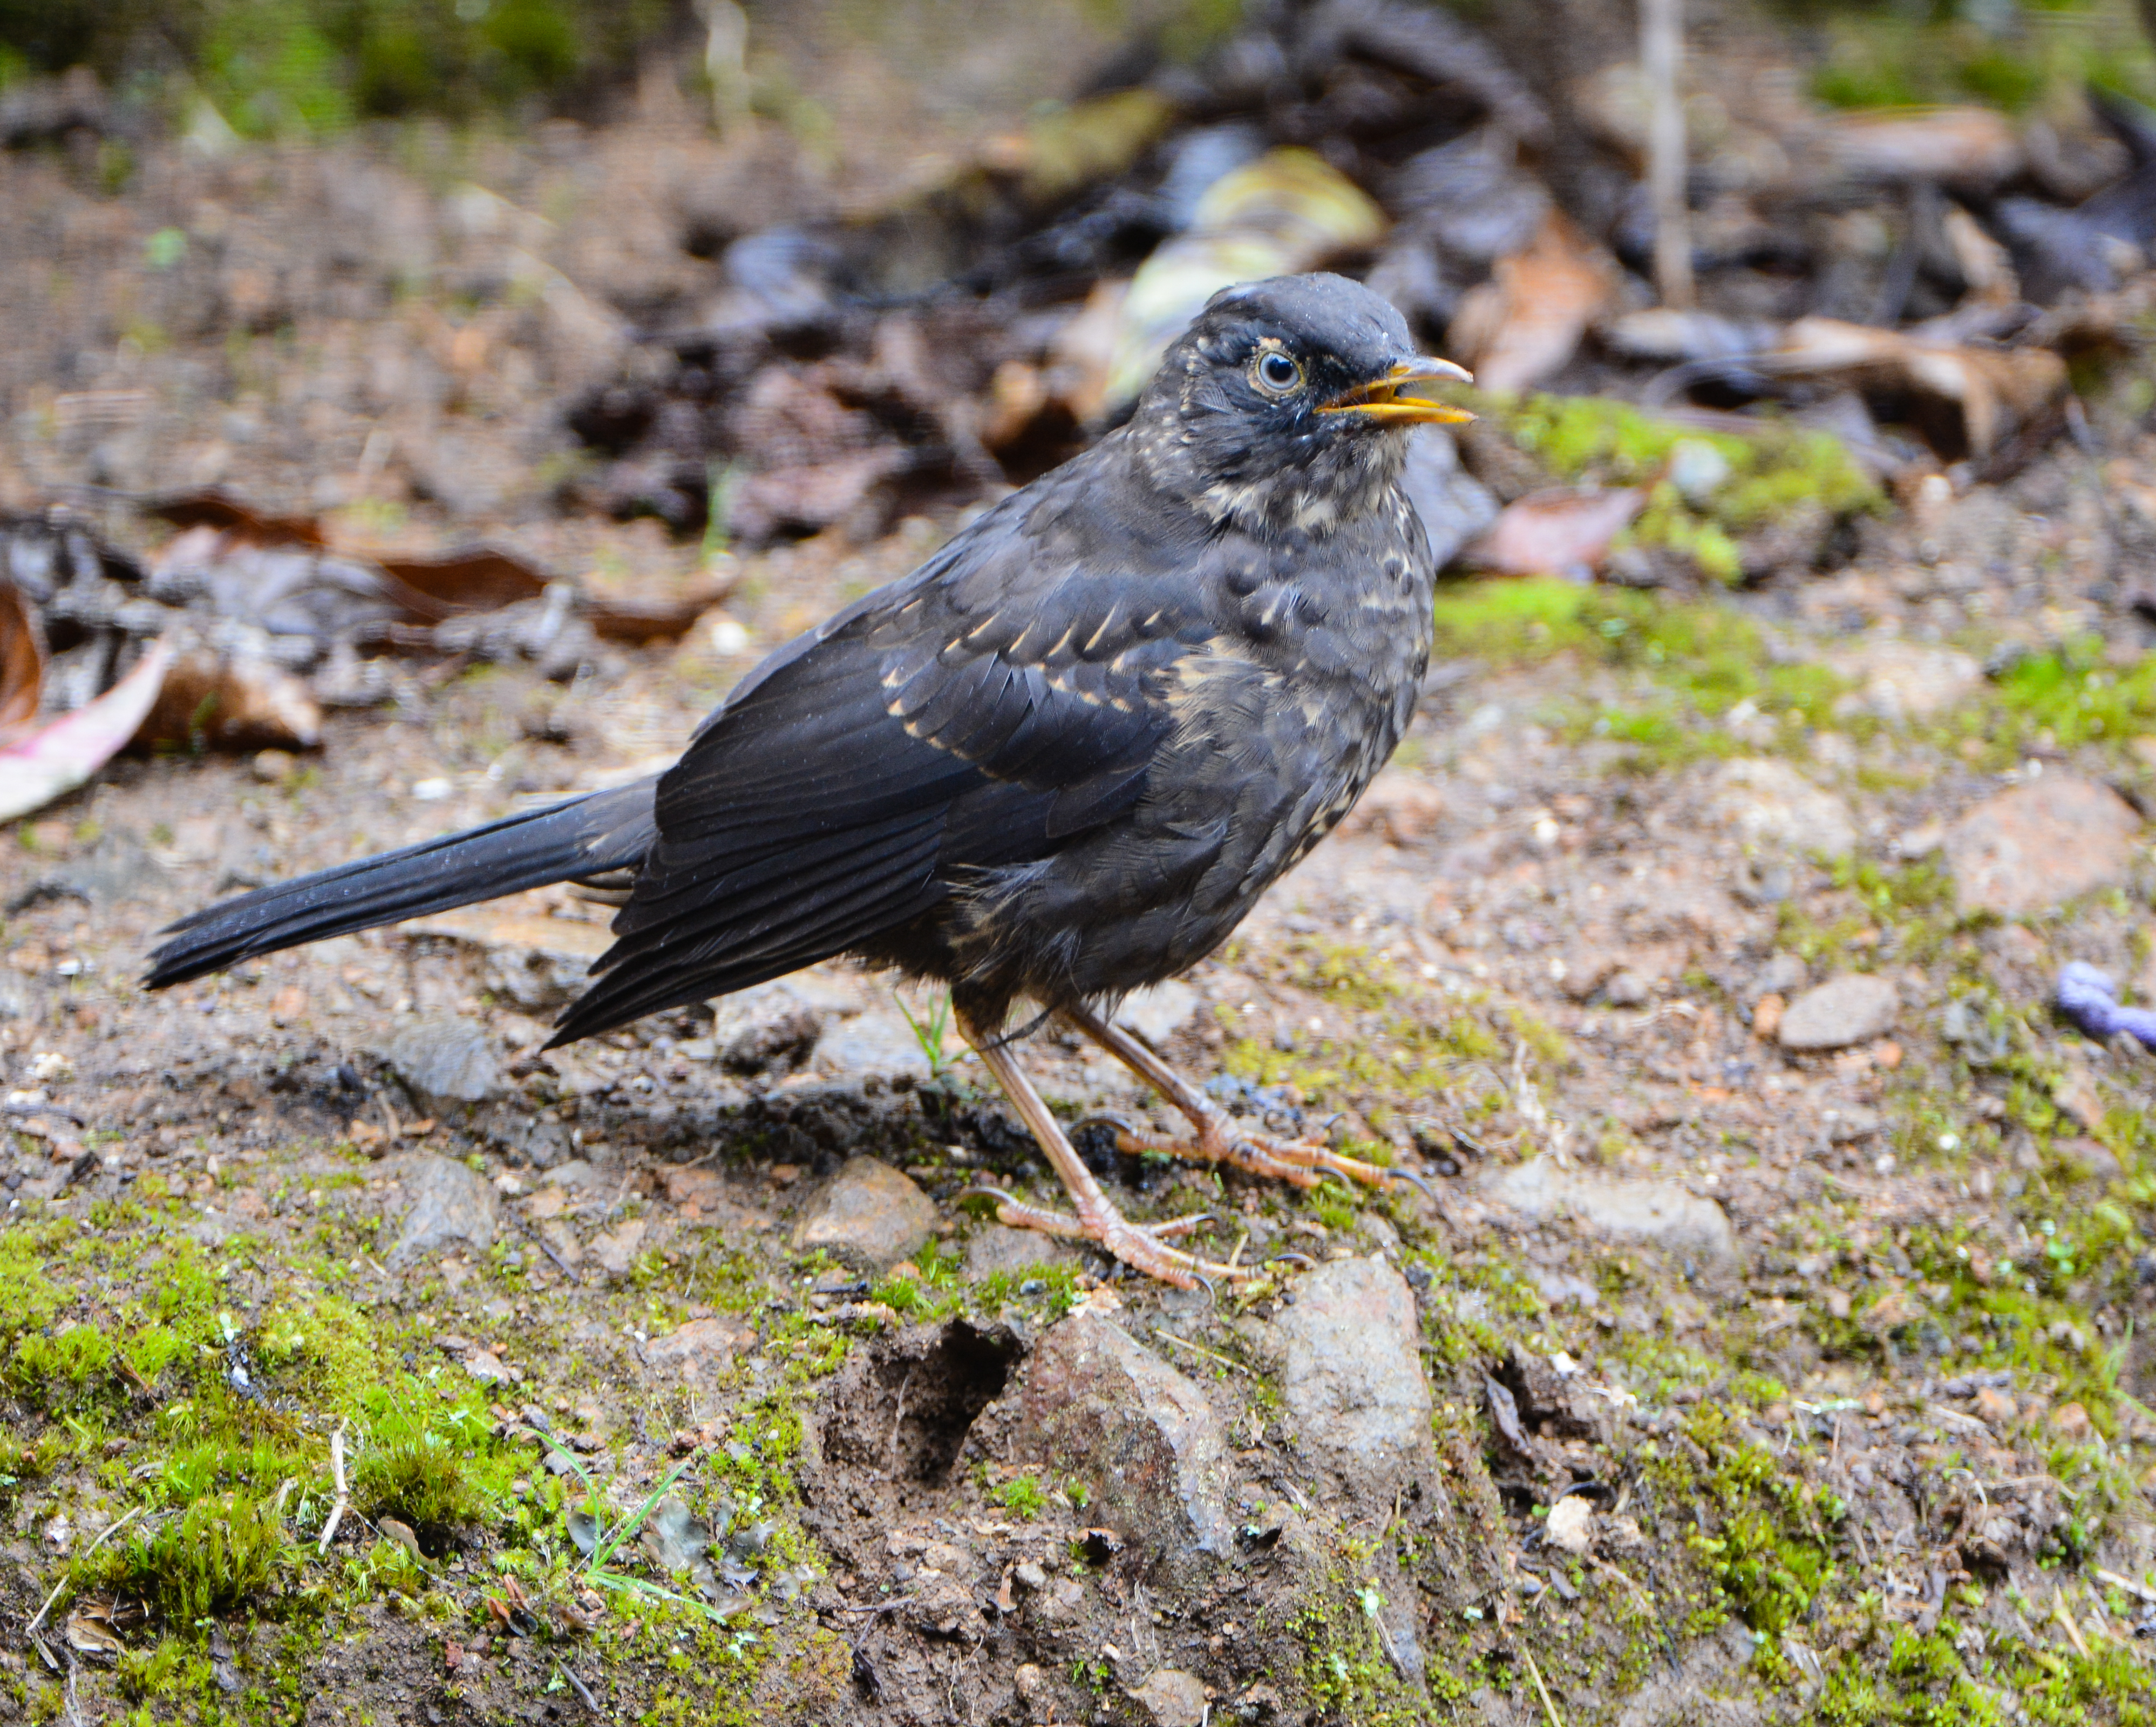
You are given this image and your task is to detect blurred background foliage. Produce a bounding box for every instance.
[2,1,2155,138]
[0,0,684,131]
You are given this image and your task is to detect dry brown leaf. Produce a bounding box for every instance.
[137,645,322,752]
[1817,106,2021,190]
[371,547,549,619]
[0,638,172,822]
[1761,318,2066,459]
[0,577,45,740]
[1448,212,1618,395]
[1464,486,1646,578]
[149,489,324,548]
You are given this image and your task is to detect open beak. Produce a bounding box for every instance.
[1316,357,1475,425]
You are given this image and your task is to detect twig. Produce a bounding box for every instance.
[63,1649,84,1727]
[319,1422,350,1555]
[1151,1329,1253,1377]
[25,1505,144,1637]
[2095,1566,2156,1606]
[2052,1592,2090,1660]
[1521,1646,1567,1727]
[559,1664,601,1715]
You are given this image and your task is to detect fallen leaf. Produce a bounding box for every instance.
[1544,1494,1594,1555]
[1448,211,1618,395]
[1816,106,2021,191]
[371,547,548,619]
[149,488,324,548]
[1463,486,1645,579]
[0,577,44,739]
[0,638,172,822]
[135,643,322,751]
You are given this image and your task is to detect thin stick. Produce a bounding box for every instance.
[1641,0,1693,309]
[319,1422,350,1555]
[559,1664,601,1715]
[2095,1566,2156,1606]
[25,1505,143,1637]
[2053,1593,2090,1659]
[1522,1646,1567,1727]
[1151,1330,1253,1377]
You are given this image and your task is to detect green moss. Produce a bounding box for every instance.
[988,1471,1049,1518]
[92,1490,293,1621]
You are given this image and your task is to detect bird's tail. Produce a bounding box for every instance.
[142,779,658,989]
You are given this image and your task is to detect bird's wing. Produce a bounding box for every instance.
[547,459,1213,1040]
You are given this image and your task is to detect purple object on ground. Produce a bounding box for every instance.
[2056,962,2156,1050]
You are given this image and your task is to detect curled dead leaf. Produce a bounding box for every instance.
[0,638,171,822]
[1449,212,1618,395]
[0,577,45,740]
[1463,486,1645,579]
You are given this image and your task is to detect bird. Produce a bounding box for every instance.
[144,271,1472,1289]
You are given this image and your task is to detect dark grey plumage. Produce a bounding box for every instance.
[146,271,1471,1286]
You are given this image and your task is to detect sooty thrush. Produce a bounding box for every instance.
[145,271,1473,1287]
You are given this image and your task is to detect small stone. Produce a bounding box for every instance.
[1602,968,1651,1008]
[1012,1561,1048,1593]
[1490,1157,1739,1267]
[251,748,296,784]
[1127,1669,1208,1727]
[1339,770,1448,845]
[791,1157,938,1270]
[2056,1136,2122,1182]
[1751,994,1785,1041]
[811,1008,933,1085]
[1974,1386,2016,1428]
[379,1015,499,1105]
[1945,776,2143,916]
[1829,642,1981,723]
[1708,758,1857,857]
[640,1315,756,1383]
[2052,1401,2091,1439]
[1545,1494,1593,1555]
[1009,1311,1234,1582]
[589,1219,648,1277]
[1113,981,1200,1049]
[1777,974,1898,1051]
[1752,951,1807,1002]
[965,1223,1076,1277]
[1275,1256,1441,1506]
[389,1155,500,1267]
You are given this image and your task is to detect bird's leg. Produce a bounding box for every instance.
[956,1007,1243,1290]
[1060,1001,1418,1194]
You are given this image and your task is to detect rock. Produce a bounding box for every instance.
[1707,758,1856,857]
[1751,951,1807,1003]
[378,1015,499,1105]
[1751,995,1785,1040]
[387,1155,500,1267]
[1603,968,1651,1008]
[1490,1157,1739,1268]
[1545,1494,1593,1554]
[1275,1257,1441,1506]
[965,1223,1077,1277]
[1830,641,1982,723]
[790,1157,938,1269]
[1113,981,1200,1049]
[722,1007,823,1074]
[1009,1311,1234,1581]
[405,910,612,1012]
[589,1219,648,1277]
[1777,974,1897,1051]
[1945,776,2143,916]
[641,1315,756,1384]
[811,1007,933,1085]
[1974,1385,2016,1429]
[1339,770,1448,845]
[1127,1669,1208,1727]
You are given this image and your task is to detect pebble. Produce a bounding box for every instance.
[789,1157,938,1269]
[640,1315,756,1384]
[1126,1669,1208,1727]
[589,1218,647,1277]
[1491,1157,1739,1267]
[387,1153,500,1267]
[378,1015,499,1105]
[964,1223,1076,1277]
[1776,973,1898,1051]
[1829,642,1981,723]
[1112,980,1200,1049]
[1009,1311,1234,1580]
[1274,1256,1440,1506]
[1708,757,1857,858]
[1945,775,2143,916]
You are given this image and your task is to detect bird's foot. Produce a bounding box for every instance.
[1109,1114,1431,1199]
[964,1187,1244,1291]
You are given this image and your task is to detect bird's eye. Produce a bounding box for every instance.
[1252,350,1302,395]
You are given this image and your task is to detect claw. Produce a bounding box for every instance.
[1268,1252,1316,1270]
[1191,1273,1217,1303]
[1385,1166,1438,1203]
[1310,1165,1349,1189]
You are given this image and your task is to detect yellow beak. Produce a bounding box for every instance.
[1316,357,1476,425]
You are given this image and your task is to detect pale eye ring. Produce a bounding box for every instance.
[1253,350,1302,395]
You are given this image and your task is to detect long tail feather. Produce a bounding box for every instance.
[142,779,658,989]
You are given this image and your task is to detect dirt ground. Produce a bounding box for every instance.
[4,33,2156,1727]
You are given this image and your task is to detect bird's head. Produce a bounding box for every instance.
[1133,271,1473,535]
